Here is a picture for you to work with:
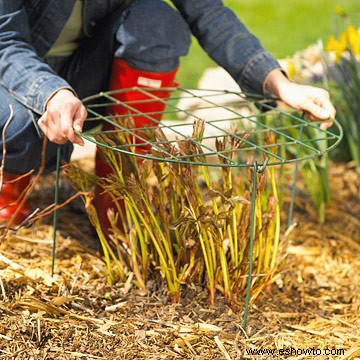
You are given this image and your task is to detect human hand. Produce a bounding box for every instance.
[38,89,87,145]
[265,69,336,129]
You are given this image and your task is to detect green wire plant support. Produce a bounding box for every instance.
[53,87,342,331]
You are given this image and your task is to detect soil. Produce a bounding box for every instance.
[0,160,359,360]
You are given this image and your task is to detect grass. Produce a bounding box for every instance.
[177,0,360,88]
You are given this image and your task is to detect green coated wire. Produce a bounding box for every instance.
[51,146,61,277]
[80,88,343,167]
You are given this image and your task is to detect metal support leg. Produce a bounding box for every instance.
[51,146,61,276]
[242,157,269,330]
[242,159,258,330]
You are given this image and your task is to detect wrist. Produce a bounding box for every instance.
[44,87,77,111]
[264,68,291,99]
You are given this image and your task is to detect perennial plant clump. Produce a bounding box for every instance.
[64,119,286,307]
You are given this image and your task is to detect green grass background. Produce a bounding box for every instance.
[176,0,360,88]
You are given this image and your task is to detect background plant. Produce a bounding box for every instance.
[268,112,332,223]
[323,18,360,167]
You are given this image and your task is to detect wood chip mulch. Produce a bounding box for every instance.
[0,161,359,360]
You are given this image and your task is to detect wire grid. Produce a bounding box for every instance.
[79,87,342,167]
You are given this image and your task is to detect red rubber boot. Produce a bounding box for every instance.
[94,59,178,238]
[0,172,31,226]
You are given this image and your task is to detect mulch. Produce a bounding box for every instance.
[0,160,359,360]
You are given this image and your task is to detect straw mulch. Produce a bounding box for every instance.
[0,160,359,360]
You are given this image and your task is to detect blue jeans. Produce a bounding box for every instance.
[0,0,191,174]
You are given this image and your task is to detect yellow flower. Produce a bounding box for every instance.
[335,5,346,17]
[325,35,346,61]
[326,26,360,59]
[285,58,296,80]
[346,27,360,55]
[325,35,341,52]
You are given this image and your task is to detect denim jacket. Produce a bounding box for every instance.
[0,0,280,116]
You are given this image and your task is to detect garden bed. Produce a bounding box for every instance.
[0,160,359,359]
